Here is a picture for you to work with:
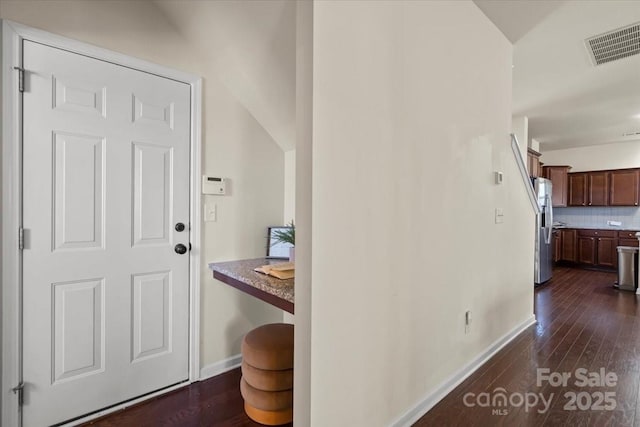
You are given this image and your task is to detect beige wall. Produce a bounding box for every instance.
[283,150,296,223]
[293,0,313,423]
[512,115,528,161]
[541,140,640,172]
[307,1,534,424]
[0,1,286,370]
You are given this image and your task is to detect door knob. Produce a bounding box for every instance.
[175,222,186,232]
[174,243,187,254]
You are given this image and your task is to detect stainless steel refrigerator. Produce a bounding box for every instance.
[533,177,553,284]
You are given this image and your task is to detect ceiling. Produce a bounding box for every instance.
[477,0,640,152]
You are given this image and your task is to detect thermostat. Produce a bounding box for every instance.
[202,176,227,195]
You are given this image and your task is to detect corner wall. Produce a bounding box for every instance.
[309,1,534,424]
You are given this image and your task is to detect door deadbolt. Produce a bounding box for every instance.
[175,222,186,232]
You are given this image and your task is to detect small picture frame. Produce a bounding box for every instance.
[266,226,293,259]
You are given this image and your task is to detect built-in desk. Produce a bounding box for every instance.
[208,258,294,314]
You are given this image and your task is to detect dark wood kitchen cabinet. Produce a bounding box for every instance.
[618,231,639,248]
[527,148,542,178]
[609,169,640,206]
[566,168,640,207]
[576,229,617,268]
[557,228,637,270]
[596,236,617,268]
[588,171,609,206]
[553,230,562,262]
[542,166,570,207]
[569,171,608,206]
[577,236,596,265]
[568,173,588,206]
[560,229,577,262]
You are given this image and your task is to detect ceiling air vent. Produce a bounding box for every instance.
[585,22,640,66]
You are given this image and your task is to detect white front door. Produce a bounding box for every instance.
[21,40,191,426]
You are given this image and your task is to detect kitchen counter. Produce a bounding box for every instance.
[553,225,639,232]
[208,258,294,314]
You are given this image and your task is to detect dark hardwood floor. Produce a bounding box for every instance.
[415,266,640,427]
[82,267,635,426]
[80,368,291,427]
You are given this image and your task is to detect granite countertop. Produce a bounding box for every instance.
[553,225,640,232]
[208,258,294,313]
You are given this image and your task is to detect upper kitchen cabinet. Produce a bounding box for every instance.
[568,168,640,207]
[542,166,570,207]
[569,171,608,206]
[587,171,608,206]
[609,169,640,206]
[527,148,542,178]
[568,173,588,206]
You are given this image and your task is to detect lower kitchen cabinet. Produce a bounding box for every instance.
[596,236,617,268]
[560,229,577,262]
[557,228,634,270]
[553,230,562,263]
[619,238,640,248]
[577,236,596,265]
[618,231,639,248]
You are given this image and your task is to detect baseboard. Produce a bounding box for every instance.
[199,354,243,380]
[389,315,537,427]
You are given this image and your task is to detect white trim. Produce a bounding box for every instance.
[511,134,541,215]
[199,354,243,381]
[4,21,197,83]
[2,19,24,427]
[389,315,537,427]
[189,79,203,382]
[1,19,203,426]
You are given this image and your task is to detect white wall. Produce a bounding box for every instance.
[0,0,286,371]
[308,1,534,425]
[541,140,640,172]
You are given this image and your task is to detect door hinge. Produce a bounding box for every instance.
[18,227,24,251]
[11,382,24,406]
[13,66,24,93]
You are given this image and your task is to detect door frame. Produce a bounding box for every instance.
[1,20,203,426]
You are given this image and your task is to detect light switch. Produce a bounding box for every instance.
[495,208,504,224]
[205,203,217,222]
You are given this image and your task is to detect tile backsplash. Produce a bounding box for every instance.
[554,207,640,230]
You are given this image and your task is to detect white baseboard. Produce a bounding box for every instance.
[390,315,537,427]
[199,354,243,380]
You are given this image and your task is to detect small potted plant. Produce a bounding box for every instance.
[272,220,295,262]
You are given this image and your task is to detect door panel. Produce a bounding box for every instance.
[132,271,172,362]
[132,142,173,246]
[22,40,191,426]
[52,278,105,383]
[53,132,105,250]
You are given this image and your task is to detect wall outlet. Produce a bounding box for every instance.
[607,220,622,227]
[465,310,472,334]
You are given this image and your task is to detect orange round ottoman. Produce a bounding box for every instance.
[240,323,294,425]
